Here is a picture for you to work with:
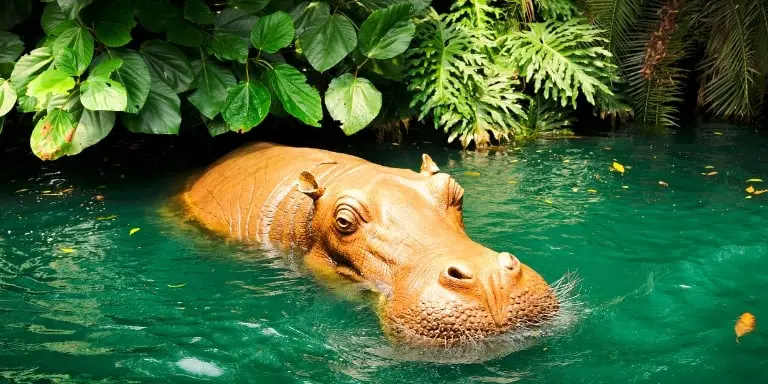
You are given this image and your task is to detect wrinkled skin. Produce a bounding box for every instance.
[182,142,560,347]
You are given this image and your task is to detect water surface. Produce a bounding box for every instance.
[1,126,767,383]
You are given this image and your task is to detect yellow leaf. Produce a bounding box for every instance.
[40,193,63,196]
[587,189,598,194]
[746,195,753,199]
[42,190,51,193]
[746,178,763,183]
[603,147,612,150]
[60,188,74,194]
[96,214,118,221]
[622,185,629,189]
[15,188,28,193]
[704,165,715,169]
[611,161,625,174]
[706,172,718,176]
[735,312,756,342]
[571,187,579,192]
[746,186,755,194]
[59,248,75,253]
[168,283,187,288]
[129,228,141,236]
[754,189,768,195]
[714,132,723,135]
[463,171,481,177]
[658,181,669,187]
[543,199,553,205]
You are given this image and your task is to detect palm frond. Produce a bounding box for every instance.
[583,0,642,59]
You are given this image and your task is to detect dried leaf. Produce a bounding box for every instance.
[746,195,753,199]
[59,248,75,253]
[754,190,768,195]
[622,185,629,189]
[41,193,64,196]
[129,227,140,236]
[587,189,598,194]
[168,283,187,288]
[611,161,625,174]
[507,180,517,184]
[735,312,756,342]
[96,214,118,220]
[704,165,715,169]
[543,199,553,205]
[60,188,74,193]
[15,188,28,193]
[705,172,718,176]
[658,181,669,187]
[95,195,105,201]
[42,190,52,193]
[746,178,763,183]
[463,171,481,177]
[603,147,611,150]
[562,159,570,163]
[571,187,579,192]
[714,132,723,135]
[746,186,755,194]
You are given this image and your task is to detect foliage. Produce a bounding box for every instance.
[0,0,419,160]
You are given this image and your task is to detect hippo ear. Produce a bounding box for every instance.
[297,171,325,200]
[420,154,440,176]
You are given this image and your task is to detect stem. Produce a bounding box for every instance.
[245,60,249,82]
[354,57,369,77]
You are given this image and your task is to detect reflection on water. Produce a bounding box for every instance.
[1,127,768,382]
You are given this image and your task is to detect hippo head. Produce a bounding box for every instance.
[295,154,575,352]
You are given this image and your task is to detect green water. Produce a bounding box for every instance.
[1,126,767,383]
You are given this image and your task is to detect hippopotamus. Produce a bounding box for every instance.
[181,142,570,351]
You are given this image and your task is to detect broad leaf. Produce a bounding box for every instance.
[229,0,271,13]
[94,49,150,113]
[0,32,24,63]
[188,60,237,119]
[185,0,214,24]
[133,0,181,33]
[10,48,54,93]
[66,96,115,155]
[358,3,415,59]
[267,63,322,126]
[140,40,194,93]
[26,69,75,108]
[90,58,123,78]
[83,0,136,47]
[54,47,78,77]
[291,2,330,36]
[222,81,271,132]
[204,116,232,136]
[57,0,93,19]
[81,77,128,111]
[358,0,431,13]
[167,18,205,47]
[30,108,77,160]
[0,79,17,117]
[0,0,33,30]
[53,27,94,76]
[325,74,381,135]
[251,11,295,53]
[122,80,181,134]
[210,9,258,63]
[42,2,77,36]
[299,13,357,72]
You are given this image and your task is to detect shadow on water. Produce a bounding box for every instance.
[1,122,768,383]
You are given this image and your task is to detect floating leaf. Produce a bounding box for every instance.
[746,178,763,183]
[754,190,768,195]
[587,189,598,194]
[704,171,718,176]
[543,199,553,205]
[96,214,118,220]
[704,165,715,169]
[746,185,755,194]
[746,196,752,199]
[713,131,723,135]
[59,247,75,253]
[658,181,669,187]
[571,187,578,192]
[621,185,629,189]
[129,227,140,235]
[735,312,756,342]
[463,171,481,177]
[168,282,187,288]
[15,188,28,193]
[611,161,625,174]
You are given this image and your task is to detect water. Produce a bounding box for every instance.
[1,125,767,383]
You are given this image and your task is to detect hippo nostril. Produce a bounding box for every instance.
[446,265,473,281]
[498,252,520,270]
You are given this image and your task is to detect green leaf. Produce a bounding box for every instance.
[299,13,357,72]
[291,2,330,36]
[81,76,128,111]
[53,27,94,76]
[167,18,206,47]
[94,50,151,114]
[222,81,271,132]
[10,48,54,94]
[140,40,194,93]
[204,116,232,136]
[0,79,17,117]
[0,32,24,64]
[54,48,79,77]
[0,0,33,30]
[42,2,78,36]
[185,0,214,24]
[83,0,136,47]
[30,108,77,160]
[122,80,181,134]
[251,11,295,53]
[90,58,124,78]
[210,9,258,63]
[228,0,271,13]
[267,63,322,127]
[325,74,381,135]
[65,95,115,155]
[133,0,181,33]
[188,60,237,119]
[26,69,75,109]
[358,3,415,60]
[57,0,93,19]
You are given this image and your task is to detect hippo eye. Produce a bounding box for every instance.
[334,208,358,234]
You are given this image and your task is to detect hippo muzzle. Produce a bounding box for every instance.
[182,143,573,352]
